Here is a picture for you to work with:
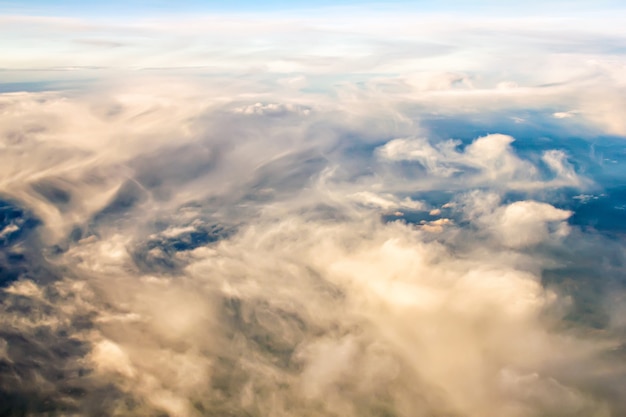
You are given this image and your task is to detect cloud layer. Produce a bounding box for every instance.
[1,7,626,417]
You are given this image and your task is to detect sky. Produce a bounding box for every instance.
[1,1,626,417]
[2,0,626,15]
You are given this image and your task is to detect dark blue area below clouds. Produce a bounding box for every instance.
[0,200,41,287]
[132,222,234,274]
[568,187,626,235]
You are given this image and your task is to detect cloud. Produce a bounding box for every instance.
[0,82,623,416]
[232,102,312,116]
[349,191,425,211]
[462,192,573,248]
[375,134,583,191]
[1,7,626,417]
[554,111,575,119]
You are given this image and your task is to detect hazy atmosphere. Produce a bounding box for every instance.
[1,1,626,416]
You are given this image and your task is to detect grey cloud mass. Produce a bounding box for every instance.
[1,8,626,417]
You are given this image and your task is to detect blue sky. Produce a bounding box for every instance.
[2,0,625,17]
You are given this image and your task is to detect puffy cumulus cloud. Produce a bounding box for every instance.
[460,192,573,248]
[375,134,583,191]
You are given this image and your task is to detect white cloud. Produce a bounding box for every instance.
[375,134,582,191]
[554,111,575,119]
[0,223,19,238]
[90,339,136,378]
[232,102,311,116]
[349,191,425,211]
[493,201,573,248]
[461,192,573,248]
